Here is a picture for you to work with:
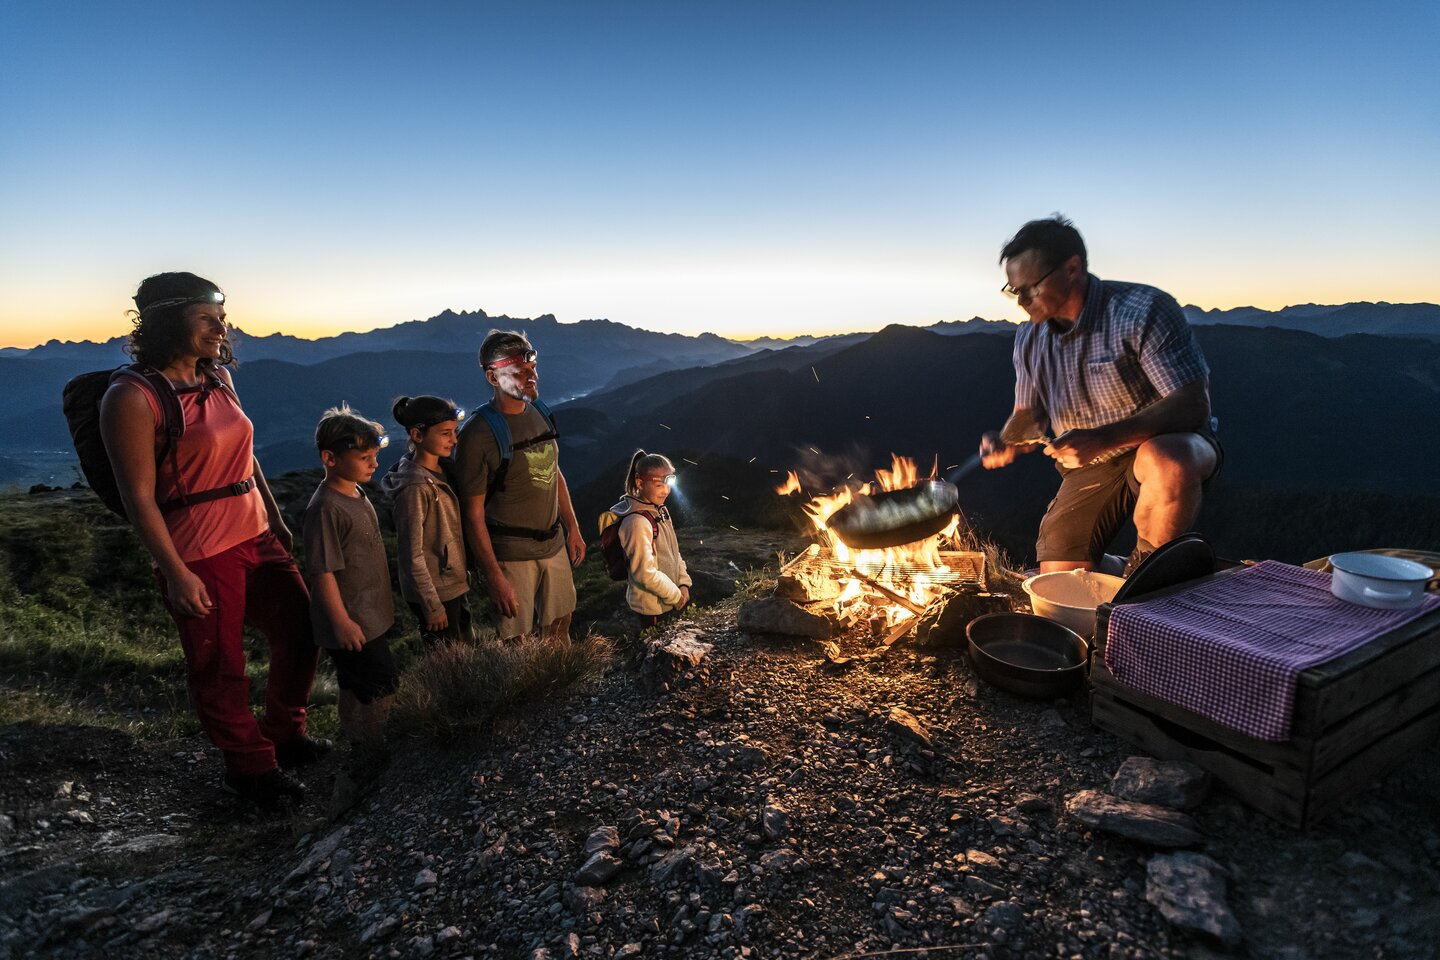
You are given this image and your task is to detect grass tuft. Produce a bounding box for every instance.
[392,634,616,740]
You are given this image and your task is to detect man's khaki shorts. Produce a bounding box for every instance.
[1036,431,1223,564]
[495,549,576,640]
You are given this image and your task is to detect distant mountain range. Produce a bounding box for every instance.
[3,300,1439,524]
[1182,301,1440,340]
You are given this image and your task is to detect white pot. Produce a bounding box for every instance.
[1329,553,1434,610]
[1022,570,1126,638]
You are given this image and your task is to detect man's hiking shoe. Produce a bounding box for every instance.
[275,735,335,769]
[222,768,306,810]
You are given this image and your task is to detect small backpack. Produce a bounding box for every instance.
[474,398,558,497]
[61,364,237,518]
[597,509,660,581]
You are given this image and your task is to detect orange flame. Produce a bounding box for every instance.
[783,454,958,627]
[774,471,803,496]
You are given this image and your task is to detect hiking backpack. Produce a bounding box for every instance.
[597,509,661,581]
[473,398,557,497]
[61,364,243,518]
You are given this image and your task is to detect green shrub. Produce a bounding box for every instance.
[392,635,616,741]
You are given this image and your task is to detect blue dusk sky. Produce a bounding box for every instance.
[1,0,1437,347]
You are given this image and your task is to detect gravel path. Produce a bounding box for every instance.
[4,596,1438,960]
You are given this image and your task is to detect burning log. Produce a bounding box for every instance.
[849,568,927,618]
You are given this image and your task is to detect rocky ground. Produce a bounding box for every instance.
[3,589,1439,960]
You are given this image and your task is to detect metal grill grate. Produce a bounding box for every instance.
[791,550,986,591]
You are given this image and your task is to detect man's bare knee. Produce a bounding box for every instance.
[1135,434,1213,491]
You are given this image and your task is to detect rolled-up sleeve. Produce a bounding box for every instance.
[1138,294,1209,397]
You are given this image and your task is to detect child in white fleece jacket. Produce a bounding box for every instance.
[607,450,691,629]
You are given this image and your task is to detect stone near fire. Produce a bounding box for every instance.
[885,707,934,750]
[1145,851,1243,947]
[918,588,1012,648]
[640,626,713,691]
[774,566,842,602]
[1065,790,1203,847]
[737,598,831,639]
[1111,756,1211,811]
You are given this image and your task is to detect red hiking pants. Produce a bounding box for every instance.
[159,530,319,776]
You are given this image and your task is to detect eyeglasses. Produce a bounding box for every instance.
[138,291,226,313]
[486,349,538,370]
[1000,263,1060,300]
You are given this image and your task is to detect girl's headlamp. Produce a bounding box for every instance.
[414,407,465,430]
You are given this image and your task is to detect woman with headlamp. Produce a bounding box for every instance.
[99,272,324,810]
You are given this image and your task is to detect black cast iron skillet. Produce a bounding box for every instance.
[966,612,1088,699]
[827,478,960,550]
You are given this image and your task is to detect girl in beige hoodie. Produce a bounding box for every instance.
[382,396,471,648]
[607,450,692,630]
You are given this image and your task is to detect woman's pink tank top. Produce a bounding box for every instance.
[129,376,269,562]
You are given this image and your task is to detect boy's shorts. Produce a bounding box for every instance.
[326,636,399,704]
[495,549,576,640]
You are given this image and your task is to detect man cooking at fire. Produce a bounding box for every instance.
[979,216,1221,576]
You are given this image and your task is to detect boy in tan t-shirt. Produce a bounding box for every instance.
[302,405,397,817]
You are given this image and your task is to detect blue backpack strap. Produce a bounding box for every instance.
[477,402,513,497]
[531,398,557,436]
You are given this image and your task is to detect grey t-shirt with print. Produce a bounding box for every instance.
[454,402,563,562]
[303,483,395,649]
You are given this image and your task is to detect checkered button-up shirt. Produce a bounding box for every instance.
[1012,274,1210,462]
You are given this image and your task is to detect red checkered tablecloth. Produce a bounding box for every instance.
[1105,560,1440,741]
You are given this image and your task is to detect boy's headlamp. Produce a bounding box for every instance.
[326,433,389,452]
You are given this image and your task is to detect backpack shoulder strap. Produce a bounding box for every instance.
[477,402,513,497]
[531,398,558,437]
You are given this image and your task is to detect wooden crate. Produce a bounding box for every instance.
[1091,579,1440,828]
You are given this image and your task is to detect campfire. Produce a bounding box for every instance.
[776,455,991,648]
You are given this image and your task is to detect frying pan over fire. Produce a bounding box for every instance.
[826,478,960,550]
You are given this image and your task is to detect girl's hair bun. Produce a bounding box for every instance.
[392,396,413,424]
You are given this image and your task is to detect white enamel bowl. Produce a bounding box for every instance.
[1022,570,1127,638]
[1329,552,1434,610]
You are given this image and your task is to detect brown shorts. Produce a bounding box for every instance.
[1035,431,1223,564]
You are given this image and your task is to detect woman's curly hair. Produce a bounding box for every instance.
[126,272,235,370]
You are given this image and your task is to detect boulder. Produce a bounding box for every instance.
[583,826,620,856]
[640,627,713,691]
[1065,790,1203,847]
[1111,756,1211,810]
[737,598,831,639]
[1145,851,1243,947]
[574,851,623,887]
[774,565,842,602]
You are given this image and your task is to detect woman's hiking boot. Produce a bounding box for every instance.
[275,735,335,769]
[222,767,306,811]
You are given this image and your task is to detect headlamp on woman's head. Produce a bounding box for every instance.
[137,290,225,315]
